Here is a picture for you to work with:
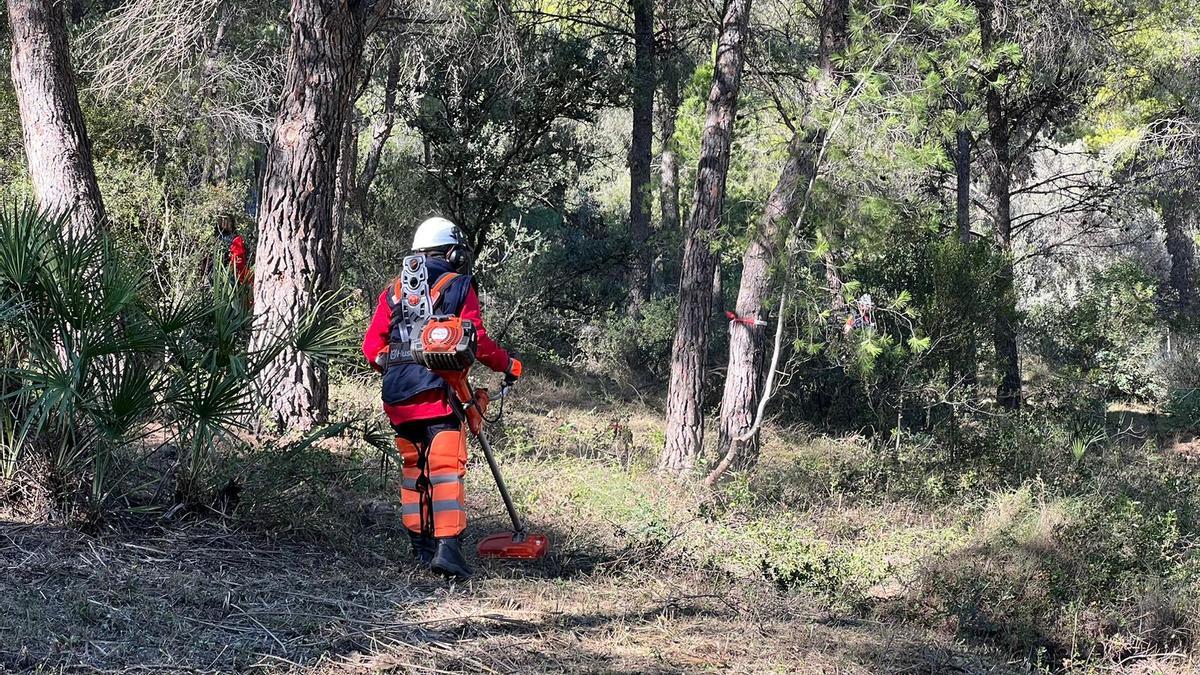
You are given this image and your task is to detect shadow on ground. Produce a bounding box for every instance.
[0,518,1031,674]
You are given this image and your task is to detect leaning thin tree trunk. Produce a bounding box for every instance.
[977,0,1021,409]
[816,0,850,313]
[656,0,681,238]
[354,40,404,222]
[332,109,359,282]
[8,0,106,236]
[628,0,655,305]
[711,0,847,475]
[715,132,815,470]
[660,0,752,476]
[954,94,971,242]
[952,88,978,389]
[654,0,682,295]
[658,69,680,233]
[250,0,389,430]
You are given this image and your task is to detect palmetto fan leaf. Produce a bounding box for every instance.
[37,228,113,330]
[153,295,212,337]
[13,341,84,435]
[1,202,369,518]
[0,202,59,293]
[168,370,255,431]
[87,364,158,440]
[292,290,354,365]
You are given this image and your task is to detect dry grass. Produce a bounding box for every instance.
[4,376,1199,673]
[0,517,1031,674]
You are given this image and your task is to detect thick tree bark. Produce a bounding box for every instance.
[660,0,752,476]
[8,0,106,236]
[977,0,1021,409]
[1160,195,1199,320]
[715,133,815,470]
[250,0,389,430]
[629,0,655,305]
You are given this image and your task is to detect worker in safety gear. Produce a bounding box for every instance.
[361,216,522,580]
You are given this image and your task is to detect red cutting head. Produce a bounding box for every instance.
[476,531,549,559]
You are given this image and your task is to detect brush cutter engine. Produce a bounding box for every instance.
[412,315,477,372]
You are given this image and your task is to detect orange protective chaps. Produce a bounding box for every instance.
[394,416,468,538]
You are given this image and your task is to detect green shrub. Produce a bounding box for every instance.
[0,203,347,520]
[577,295,679,384]
[1028,262,1167,403]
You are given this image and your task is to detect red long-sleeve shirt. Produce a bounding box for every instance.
[362,283,510,424]
[228,235,250,284]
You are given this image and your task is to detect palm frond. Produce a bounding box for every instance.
[86,363,158,440]
[0,202,58,292]
[292,291,355,365]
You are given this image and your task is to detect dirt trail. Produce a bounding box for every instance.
[0,520,1022,674]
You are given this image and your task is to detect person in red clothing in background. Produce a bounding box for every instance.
[215,214,252,287]
[361,217,522,579]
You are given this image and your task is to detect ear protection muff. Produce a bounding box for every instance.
[446,244,472,272]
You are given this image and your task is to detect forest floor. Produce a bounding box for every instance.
[1,374,1197,674]
[0,519,1019,674]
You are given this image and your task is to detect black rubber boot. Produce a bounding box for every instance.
[430,537,473,580]
[408,531,436,565]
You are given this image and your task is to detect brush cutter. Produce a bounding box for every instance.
[414,316,548,561]
[446,370,549,560]
[469,385,550,560]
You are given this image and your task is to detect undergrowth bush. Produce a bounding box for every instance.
[1028,262,1167,404]
[893,430,1200,666]
[576,295,679,385]
[0,203,373,522]
[1160,337,1200,431]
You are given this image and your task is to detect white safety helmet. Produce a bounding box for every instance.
[412,216,466,251]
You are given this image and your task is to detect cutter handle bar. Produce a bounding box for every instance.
[471,424,527,538]
[441,373,526,536]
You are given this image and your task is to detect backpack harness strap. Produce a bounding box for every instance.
[385,254,460,369]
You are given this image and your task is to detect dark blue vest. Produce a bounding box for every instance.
[381,256,473,406]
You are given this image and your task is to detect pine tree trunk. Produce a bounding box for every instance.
[660,0,752,476]
[250,0,389,430]
[1161,196,1199,321]
[629,0,655,305]
[8,0,106,236]
[977,0,1021,409]
[716,132,815,470]
[655,1,681,295]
